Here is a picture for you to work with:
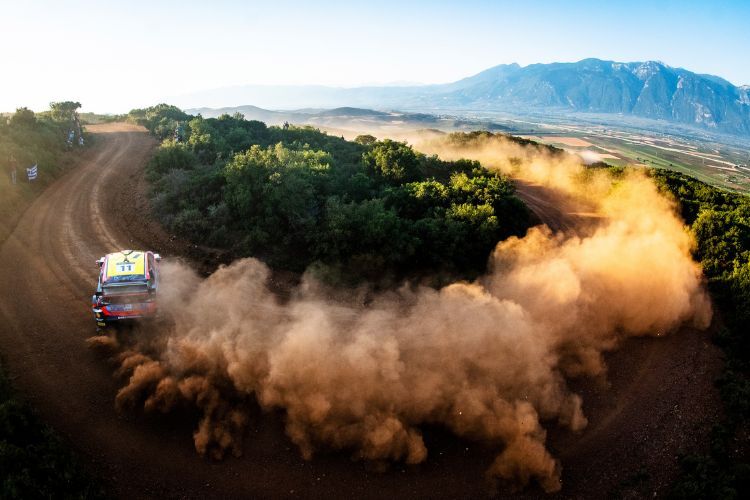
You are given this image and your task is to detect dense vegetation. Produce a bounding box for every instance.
[0,102,87,242]
[133,105,531,282]
[649,169,750,498]
[127,103,190,139]
[0,360,104,498]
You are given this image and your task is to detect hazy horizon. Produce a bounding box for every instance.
[1,0,748,113]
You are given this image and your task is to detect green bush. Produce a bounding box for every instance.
[652,169,750,498]
[137,105,531,281]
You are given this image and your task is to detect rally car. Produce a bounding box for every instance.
[92,250,161,328]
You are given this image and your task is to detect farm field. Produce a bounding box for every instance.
[516,124,750,192]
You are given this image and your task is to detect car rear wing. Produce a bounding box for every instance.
[102,282,151,295]
[103,281,149,287]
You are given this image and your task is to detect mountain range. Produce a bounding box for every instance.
[174,59,750,136]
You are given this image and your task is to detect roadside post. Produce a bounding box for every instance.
[9,155,18,185]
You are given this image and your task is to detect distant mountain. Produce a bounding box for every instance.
[430,59,750,135]
[174,59,750,136]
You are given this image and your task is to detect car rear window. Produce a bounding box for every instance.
[106,274,147,283]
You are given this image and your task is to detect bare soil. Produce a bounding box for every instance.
[0,123,724,498]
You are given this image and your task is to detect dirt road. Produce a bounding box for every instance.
[513,179,600,234]
[0,123,723,498]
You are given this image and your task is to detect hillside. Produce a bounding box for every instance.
[184,105,511,135]
[132,106,531,283]
[124,106,750,496]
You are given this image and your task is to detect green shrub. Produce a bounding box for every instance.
[136,105,531,281]
[652,168,750,498]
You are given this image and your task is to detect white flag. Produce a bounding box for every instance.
[27,164,38,181]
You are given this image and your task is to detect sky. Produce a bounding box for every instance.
[1,0,748,113]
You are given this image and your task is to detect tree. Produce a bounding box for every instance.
[9,107,36,128]
[355,134,377,145]
[49,101,81,123]
[362,139,421,183]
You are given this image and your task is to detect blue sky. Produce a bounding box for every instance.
[1,0,748,112]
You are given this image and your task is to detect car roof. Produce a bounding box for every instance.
[102,250,149,283]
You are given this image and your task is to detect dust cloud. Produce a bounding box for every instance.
[94,135,712,492]
[414,132,617,203]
